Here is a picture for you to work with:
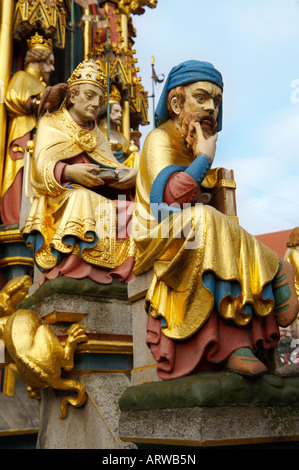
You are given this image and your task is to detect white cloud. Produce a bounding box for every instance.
[221,104,299,234]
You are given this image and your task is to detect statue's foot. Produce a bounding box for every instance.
[225,348,267,377]
[273,260,299,328]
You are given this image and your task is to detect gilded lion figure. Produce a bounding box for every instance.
[0,275,88,419]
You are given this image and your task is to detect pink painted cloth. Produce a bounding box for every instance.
[163,171,201,206]
[146,310,280,379]
[40,253,135,285]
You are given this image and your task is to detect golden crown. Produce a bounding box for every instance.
[27,32,53,51]
[104,85,122,105]
[67,59,107,92]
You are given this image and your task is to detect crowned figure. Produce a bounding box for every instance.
[1,33,55,226]
[22,59,137,285]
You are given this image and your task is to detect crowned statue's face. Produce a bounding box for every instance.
[68,83,104,126]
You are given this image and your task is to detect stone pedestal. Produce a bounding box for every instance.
[37,373,134,449]
[120,271,299,449]
[127,270,160,386]
[18,277,135,449]
[119,370,299,448]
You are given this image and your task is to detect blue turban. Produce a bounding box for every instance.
[155,60,224,131]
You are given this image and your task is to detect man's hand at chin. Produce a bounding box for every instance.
[187,120,218,163]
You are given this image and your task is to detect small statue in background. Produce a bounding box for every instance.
[285,227,299,299]
[1,33,55,226]
[98,85,140,171]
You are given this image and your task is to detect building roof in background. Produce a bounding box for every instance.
[255,229,292,259]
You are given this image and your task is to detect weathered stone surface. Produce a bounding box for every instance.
[119,405,299,447]
[28,293,132,336]
[16,277,132,336]
[130,297,160,385]
[0,379,39,435]
[15,280,135,449]
[37,373,136,449]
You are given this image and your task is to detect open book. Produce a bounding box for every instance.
[90,168,129,182]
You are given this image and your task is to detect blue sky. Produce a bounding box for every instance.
[132,0,299,236]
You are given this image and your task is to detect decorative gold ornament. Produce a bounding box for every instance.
[26,32,53,51]
[0,276,88,419]
[67,59,107,93]
[104,85,122,105]
[13,0,67,49]
[0,275,32,318]
[75,129,97,152]
[117,0,158,16]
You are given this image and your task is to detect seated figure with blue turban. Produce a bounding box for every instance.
[132,60,299,378]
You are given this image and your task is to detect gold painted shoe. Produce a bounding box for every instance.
[273,260,299,328]
[225,348,267,377]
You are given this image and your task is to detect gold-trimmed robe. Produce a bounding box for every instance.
[1,67,46,222]
[285,246,299,298]
[132,119,280,340]
[22,105,134,271]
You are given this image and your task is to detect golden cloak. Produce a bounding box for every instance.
[22,105,133,271]
[2,66,46,198]
[285,247,299,298]
[133,120,280,340]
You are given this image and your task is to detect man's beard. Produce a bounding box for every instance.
[178,109,217,154]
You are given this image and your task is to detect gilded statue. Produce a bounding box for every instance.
[98,85,140,171]
[117,0,158,16]
[0,275,32,318]
[0,276,88,419]
[285,227,299,298]
[132,60,299,379]
[22,59,137,285]
[1,33,55,226]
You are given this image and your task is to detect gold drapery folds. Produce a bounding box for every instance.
[132,120,280,340]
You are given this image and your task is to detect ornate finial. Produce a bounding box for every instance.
[26,32,53,52]
[104,85,122,105]
[67,59,107,93]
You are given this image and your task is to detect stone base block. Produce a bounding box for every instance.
[15,278,134,449]
[119,371,299,448]
[128,270,160,386]
[119,405,299,448]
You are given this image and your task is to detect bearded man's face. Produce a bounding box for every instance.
[178,81,222,149]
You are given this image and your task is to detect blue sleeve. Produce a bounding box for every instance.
[149,154,212,222]
[185,154,212,185]
[150,154,211,206]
